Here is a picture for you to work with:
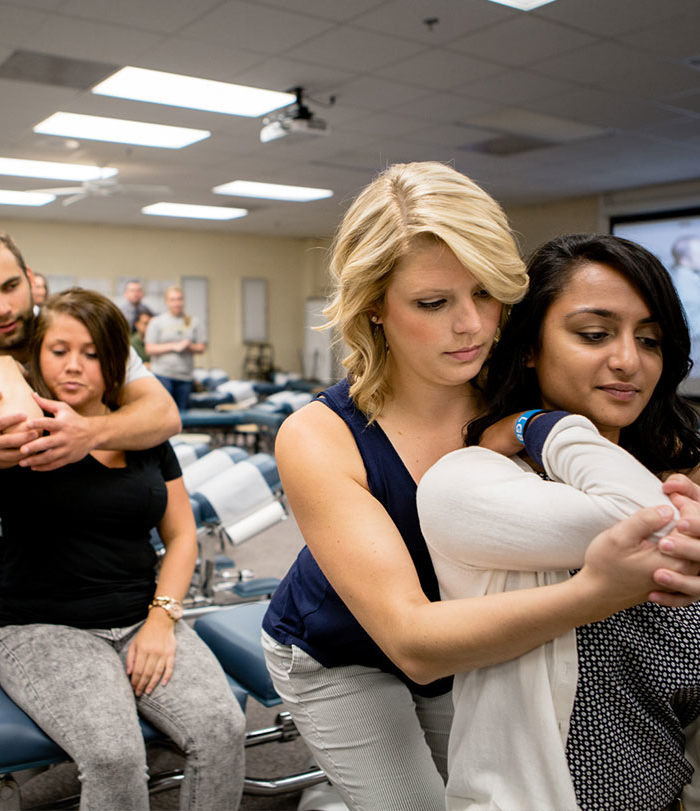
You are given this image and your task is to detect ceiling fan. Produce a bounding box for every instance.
[32,177,172,206]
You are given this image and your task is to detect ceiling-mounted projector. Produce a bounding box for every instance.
[260,86,329,144]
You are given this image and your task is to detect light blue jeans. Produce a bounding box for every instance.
[262,630,453,811]
[0,620,245,811]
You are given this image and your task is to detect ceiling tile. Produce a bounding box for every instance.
[0,4,51,47]
[526,87,674,130]
[252,0,388,22]
[0,77,80,136]
[533,40,652,84]
[461,68,575,105]
[230,55,356,96]
[134,38,263,83]
[534,0,696,36]
[350,0,514,45]
[282,25,425,72]
[639,115,700,144]
[405,122,492,148]
[664,91,700,116]
[603,62,700,101]
[391,91,497,124]
[24,15,162,63]
[449,15,596,68]
[377,48,503,91]
[619,12,700,59]
[1,0,66,8]
[326,75,431,111]
[56,0,223,34]
[178,1,334,54]
[0,0,697,236]
[338,110,430,138]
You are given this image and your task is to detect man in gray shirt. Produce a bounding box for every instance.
[145,286,206,410]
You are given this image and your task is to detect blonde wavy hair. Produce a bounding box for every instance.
[324,162,528,419]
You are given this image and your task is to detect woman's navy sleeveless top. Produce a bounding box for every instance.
[263,378,451,697]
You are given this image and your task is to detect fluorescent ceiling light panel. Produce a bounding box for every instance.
[0,189,55,206]
[0,157,117,181]
[487,0,558,9]
[212,180,333,202]
[93,67,296,118]
[142,203,248,221]
[35,112,209,149]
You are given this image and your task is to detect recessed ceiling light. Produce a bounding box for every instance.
[0,157,117,181]
[93,67,296,118]
[0,189,55,206]
[487,0,558,9]
[35,112,209,149]
[142,202,248,221]
[212,180,333,202]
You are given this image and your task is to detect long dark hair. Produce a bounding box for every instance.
[29,288,129,411]
[467,233,700,474]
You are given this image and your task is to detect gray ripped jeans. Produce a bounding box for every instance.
[0,620,245,811]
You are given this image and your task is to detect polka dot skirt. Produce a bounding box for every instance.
[566,600,700,810]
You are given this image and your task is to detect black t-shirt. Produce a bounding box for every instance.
[0,442,181,628]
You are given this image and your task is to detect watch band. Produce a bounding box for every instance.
[148,595,183,622]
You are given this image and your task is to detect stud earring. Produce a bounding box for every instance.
[371,315,379,324]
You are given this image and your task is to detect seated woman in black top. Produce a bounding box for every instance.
[0,289,245,811]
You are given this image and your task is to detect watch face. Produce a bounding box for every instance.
[168,600,184,620]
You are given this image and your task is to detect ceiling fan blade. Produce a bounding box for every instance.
[61,193,87,207]
[119,184,173,196]
[32,186,85,196]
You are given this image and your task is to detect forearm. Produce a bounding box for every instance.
[189,343,206,354]
[88,400,180,450]
[153,533,197,602]
[386,574,623,683]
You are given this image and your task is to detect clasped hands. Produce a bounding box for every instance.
[0,391,96,471]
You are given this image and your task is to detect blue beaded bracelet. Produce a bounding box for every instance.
[514,409,544,444]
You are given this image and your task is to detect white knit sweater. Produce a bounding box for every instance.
[417,414,676,811]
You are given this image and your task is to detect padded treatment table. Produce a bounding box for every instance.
[0,676,247,774]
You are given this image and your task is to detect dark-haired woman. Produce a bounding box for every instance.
[0,289,245,811]
[418,233,700,810]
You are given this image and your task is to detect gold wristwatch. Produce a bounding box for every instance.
[148,595,183,622]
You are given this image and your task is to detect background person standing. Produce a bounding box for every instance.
[146,286,206,410]
[130,311,151,365]
[118,279,154,333]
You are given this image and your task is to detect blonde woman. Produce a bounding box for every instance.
[146,286,206,410]
[261,162,700,811]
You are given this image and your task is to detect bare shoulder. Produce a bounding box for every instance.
[275,399,366,488]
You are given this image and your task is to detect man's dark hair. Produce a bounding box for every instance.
[0,233,28,274]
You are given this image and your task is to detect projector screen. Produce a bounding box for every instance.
[611,207,700,399]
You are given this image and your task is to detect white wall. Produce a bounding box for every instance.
[1,217,327,377]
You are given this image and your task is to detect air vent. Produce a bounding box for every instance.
[465,134,556,156]
[0,50,118,90]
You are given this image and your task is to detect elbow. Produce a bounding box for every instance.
[163,397,182,432]
[383,637,450,685]
[170,408,183,434]
[400,660,441,686]
[392,651,446,685]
